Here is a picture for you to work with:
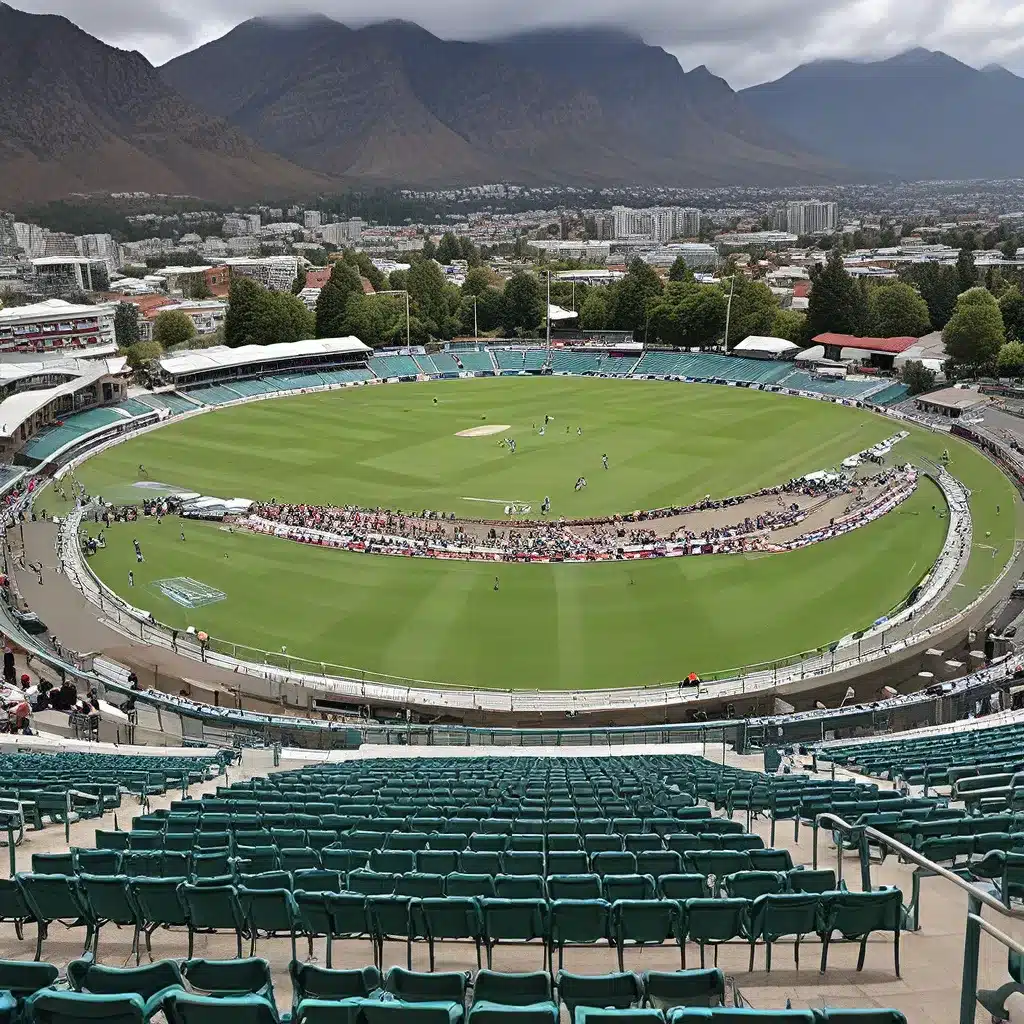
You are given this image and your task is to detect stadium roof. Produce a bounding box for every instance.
[0,299,112,324]
[157,337,371,376]
[813,332,919,354]
[0,370,107,438]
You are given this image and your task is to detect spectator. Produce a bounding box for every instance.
[33,680,52,712]
[2,646,14,686]
[51,679,78,712]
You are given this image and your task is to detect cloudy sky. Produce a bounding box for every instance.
[14,0,1024,87]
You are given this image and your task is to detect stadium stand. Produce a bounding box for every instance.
[773,372,890,401]
[136,393,200,416]
[493,350,525,373]
[369,356,421,379]
[454,351,496,375]
[550,351,603,374]
[20,408,129,463]
[430,354,463,375]
[113,399,158,418]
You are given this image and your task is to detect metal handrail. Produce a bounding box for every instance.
[816,811,1024,1024]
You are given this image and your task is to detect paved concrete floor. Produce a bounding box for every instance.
[0,746,1014,1023]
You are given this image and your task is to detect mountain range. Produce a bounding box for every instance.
[4,1,1024,204]
[741,48,1024,181]
[0,3,333,205]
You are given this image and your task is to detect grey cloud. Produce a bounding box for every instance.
[16,0,1024,87]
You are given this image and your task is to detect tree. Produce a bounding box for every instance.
[152,310,196,349]
[725,278,779,348]
[462,266,499,297]
[113,302,140,349]
[868,282,932,338]
[344,293,406,348]
[900,262,960,330]
[668,257,695,283]
[500,272,544,336]
[436,232,461,265]
[457,288,502,335]
[341,249,385,292]
[421,238,437,261]
[1000,287,1024,342]
[578,289,610,331]
[648,282,726,348]
[957,246,977,295]
[899,359,937,396]
[610,258,663,335]
[184,274,211,300]
[998,340,1024,378]
[943,287,1006,374]
[805,249,869,340]
[264,290,315,344]
[771,308,807,344]
[408,258,456,338]
[389,269,408,293]
[315,260,362,339]
[224,276,264,347]
[124,341,162,371]
[291,268,307,295]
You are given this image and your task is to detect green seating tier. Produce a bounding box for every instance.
[369,355,421,378]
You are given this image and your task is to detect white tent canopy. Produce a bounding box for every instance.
[547,304,578,322]
[732,336,800,356]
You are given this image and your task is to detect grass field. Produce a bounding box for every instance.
[75,377,1021,690]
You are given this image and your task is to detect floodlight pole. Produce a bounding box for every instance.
[723,274,736,355]
[473,297,478,339]
[546,270,551,355]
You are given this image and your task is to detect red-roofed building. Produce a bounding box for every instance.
[813,332,919,370]
[793,281,811,299]
[305,268,332,290]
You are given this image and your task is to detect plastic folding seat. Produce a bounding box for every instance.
[428,834,468,852]
[555,970,643,1021]
[77,875,145,960]
[469,835,507,853]
[461,852,502,876]
[180,956,276,1003]
[128,833,163,851]
[67,954,183,1011]
[370,850,415,875]
[495,875,546,900]
[363,818,407,835]
[603,875,657,903]
[235,831,271,849]
[237,885,300,959]
[420,897,485,971]
[585,835,623,856]
[75,851,122,877]
[163,835,195,853]
[17,873,92,960]
[611,899,684,970]
[509,835,544,853]
[749,849,795,873]
[384,965,468,1008]
[418,851,459,876]
[163,992,278,1024]
[811,1012,907,1023]
[367,895,417,970]
[340,832,383,854]
[641,968,725,1011]
[666,835,702,856]
[788,869,841,894]
[234,848,280,875]
[396,873,445,898]
[445,873,496,898]
[179,883,245,958]
[288,962,382,1021]
[684,852,750,880]
[306,832,338,853]
[546,852,588,876]
[321,849,368,874]
[549,899,611,972]
[722,872,787,901]
[580,819,611,836]
[502,852,544,877]
[410,819,446,835]
[196,833,231,851]
[592,852,637,877]
[817,888,903,976]
[95,832,130,852]
[684,897,750,969]
[636,851,682,880]
[25,989,163,1024]
[307,892,370,966]
[0,959,60,1016]
[128,878,188,960]
[746,892,822,972]
[467,969,557,1024]
[191,853,232,880]
[719,834,765,853]
[479,899,549,970]
[281,849,321,873]
[613,819,643,835]
[547,835,583,853]
[31,853,74,875]
[623,835,661,855]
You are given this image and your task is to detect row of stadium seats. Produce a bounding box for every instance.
[0,956,905,1023]
[0,870,902,975]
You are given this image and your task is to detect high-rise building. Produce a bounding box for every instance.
[320,219,364,245]
[786,200,839,236]
[673,208,701,238]
[613,206,701,241]
[304,210,323,230]
[14,223,46,258]
[76,233,122,274]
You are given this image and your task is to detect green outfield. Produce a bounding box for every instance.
[74,376,1021,690]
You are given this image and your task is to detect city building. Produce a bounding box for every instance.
[715,231,799,248]
[75,234,123,274]
[320,219,364,245]
[31,257,109,297]
[224,256,299,292]
[786,200,839,236]
[0,214,17,260]
[13,222,46,258]
[0,298,117,359]
[225,236,261,255]
[304,210,323,230]
[223,213,262,237]
[612,206,701,241]
[527,240,611,262]
[641,243,718,270]
[137,299,228,342]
